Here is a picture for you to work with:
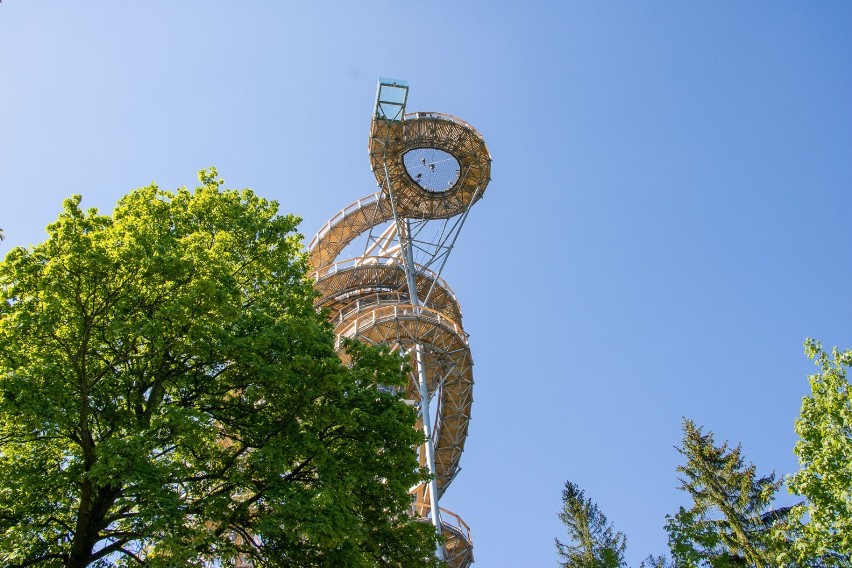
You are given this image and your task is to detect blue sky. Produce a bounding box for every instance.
[1,3,850,566]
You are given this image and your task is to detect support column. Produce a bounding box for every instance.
[402,219,444,562]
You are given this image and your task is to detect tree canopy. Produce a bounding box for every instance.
[0,170,439,567]
[554,341,852,568]
[788,339,852,564]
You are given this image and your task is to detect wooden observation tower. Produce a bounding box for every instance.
[308,79,491,567]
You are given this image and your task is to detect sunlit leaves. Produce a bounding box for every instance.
[788,339,852,564]
[0,169,438,566]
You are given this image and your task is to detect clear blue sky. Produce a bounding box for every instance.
[1,3,850,566]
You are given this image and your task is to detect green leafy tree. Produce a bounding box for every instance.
[665,419,794,567]
[787,339,852,564]
[638,555,673,568]
[555,481,627,568]
[0,169,439,567]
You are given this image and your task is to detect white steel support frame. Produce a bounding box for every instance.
[373,158,482,563]
[374,133,483,561]
[382,160,445,561]
[308,80,490,568]
[414,185,482,307]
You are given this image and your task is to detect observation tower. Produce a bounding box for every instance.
[308,79,491,567]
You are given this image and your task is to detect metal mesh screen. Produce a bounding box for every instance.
[403,148,460,193]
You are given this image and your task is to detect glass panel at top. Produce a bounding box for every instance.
[375,78,409,121]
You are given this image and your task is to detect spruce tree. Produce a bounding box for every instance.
[556,481,627,568]
[665,419,793,567]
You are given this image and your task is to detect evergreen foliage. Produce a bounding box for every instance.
[638,554,673,568]
[555,481,627,568]
[555,341,852,567]
[665,419,793,567]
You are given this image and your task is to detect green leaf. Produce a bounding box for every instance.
[0,171,439,567]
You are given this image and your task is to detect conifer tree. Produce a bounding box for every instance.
[639,555,673,568]
[556,481,627,568]
[665,419,793,567]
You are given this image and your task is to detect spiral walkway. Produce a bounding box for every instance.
[308,79,490,567]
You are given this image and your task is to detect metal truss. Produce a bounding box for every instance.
[308,79,491,568]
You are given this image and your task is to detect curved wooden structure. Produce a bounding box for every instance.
[369,112,491,219]
[309,82,490,567]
